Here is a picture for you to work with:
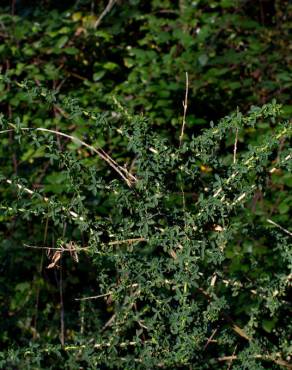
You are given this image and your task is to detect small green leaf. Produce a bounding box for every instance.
[262,319,276,333]
[198,54,208,66]
[278,201,289,214]
[64,47,79,55]
[93,71,106,81]
[56,35,69,49]
[103,62,118,71]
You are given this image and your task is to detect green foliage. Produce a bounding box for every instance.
[0,1,291,369]
[0,78,291,368]
[0,0,291,130]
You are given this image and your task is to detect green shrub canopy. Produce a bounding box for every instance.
[0,1,291,369]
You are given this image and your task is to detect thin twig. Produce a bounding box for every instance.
[210,128,291,201]
[270,154,291,173]
[75,283,139,301]
[108,237,146,246]
[64,340,141,351]
[59,256,65,346]
[233,128,239,164]
[75,292,112,301]
[218,354,292,369]
[5,179,85,222]
[37,127,136,187]
[227,345,238,370]
[180,183,187,230]
[1,126,137,187]
[24,244,89,252]
[267,219,292,237]
[94,0,117,29]
[203,328,218,350]
[102,314,116,331]
[178,72,189,231]
[179,72,189,147]
[80,301,85,335]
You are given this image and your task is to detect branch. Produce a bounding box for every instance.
[179,72,189,147]
[218,354,292,369]
[94,0,117,29]
[1,126,137,187]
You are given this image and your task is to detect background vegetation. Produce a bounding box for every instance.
[0,1,291,369]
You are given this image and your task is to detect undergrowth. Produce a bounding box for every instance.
[0,76,291,369]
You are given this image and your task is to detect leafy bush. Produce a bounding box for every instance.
[0,78,291,369]
[0,0,291,132]
[0,1,291,368]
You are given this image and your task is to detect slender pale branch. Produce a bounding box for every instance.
[94,0,117,29]
[267,218,292,237]
[1,125,137,187]
[179,72,189,147]
[5,178,85,222]
[218,354,292,369]
[233,128,239,164]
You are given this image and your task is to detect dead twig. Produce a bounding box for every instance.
[25,242,82,269]
[59,256,65,346]
[179,72,189,147]
[233,128,239,164]
[1,126,137,187]
[108,237,146,246]
[267,218,292,237]
[75,292,112,301]
[24,244,89,252]
[203,328,218,350]
[94,0,117,29]
[227,345,238,370]
[218,354,292,369]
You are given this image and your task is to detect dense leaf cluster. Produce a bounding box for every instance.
[0,78,291,369]
[0,1,291,369]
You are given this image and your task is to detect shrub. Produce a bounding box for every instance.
[0,78,291,369]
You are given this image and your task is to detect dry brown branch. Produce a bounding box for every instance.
[218,354,292,369]
[108,237,146,246]
[101,314,116,331]
[227,345,238,370]
[203,328,218,350]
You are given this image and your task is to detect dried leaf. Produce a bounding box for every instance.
[66,241,79,263]
[47,251,61,269]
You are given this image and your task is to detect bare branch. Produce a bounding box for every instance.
[1,126,137,187]
[94,0,117,29]
[267,218,292,237]
[233,128,239,164]
[179,72,189,147]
